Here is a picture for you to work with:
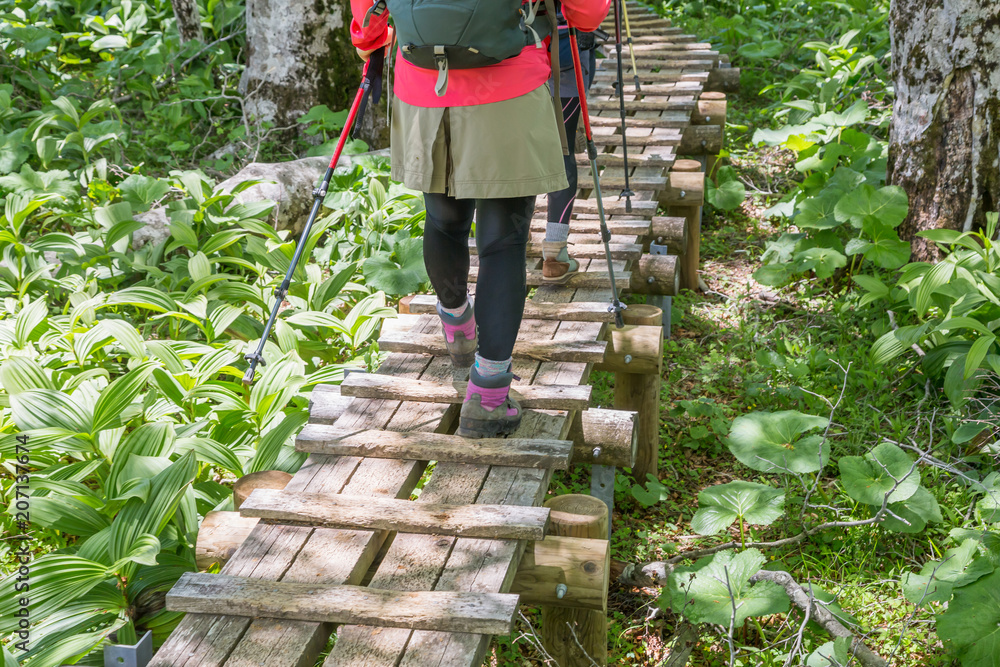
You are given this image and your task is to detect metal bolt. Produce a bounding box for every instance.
[657,236,663,243]
[624,354,632,364]
[701,140,707,147]
[593,446,602,459]
[556,584,568,599]
[679,190,687,199]
[647,276,655,284]
[705,116,712,123]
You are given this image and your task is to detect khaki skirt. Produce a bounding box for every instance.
[390,84,569,199]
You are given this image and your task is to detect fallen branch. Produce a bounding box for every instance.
[749,570,888,667]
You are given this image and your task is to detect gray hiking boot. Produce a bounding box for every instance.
[436,299,477,371]
[456,365,523,438]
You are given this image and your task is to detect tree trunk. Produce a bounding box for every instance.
[170,0,204,43]
[239,0,373,144]
[887,0,1000,261]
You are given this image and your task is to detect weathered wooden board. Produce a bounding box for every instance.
[340,373,593,410]
[467,265,632,290]
[166,573,520,636]
[407,295,620,323]
[295,426,574,469]
[240,488,551,541]
[378,330,607,363]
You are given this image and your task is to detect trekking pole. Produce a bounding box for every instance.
[243,48,386,386]
[621,0,641,91]
[611,0,635,213]
[569,27,626,329]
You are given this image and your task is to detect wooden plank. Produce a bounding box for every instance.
[467,265,632,290]
[165,573,519,636]
[535,197,658,216]
[468,239,642,260]
[408,294,620,323]
[240,488,551,541]
[529,219,650,235]
[593,133,682,147]
[340,373,592,410]
[577,152,675,168]
[378,330,608,363]
[295,426,574,469]
[587,98,698,112]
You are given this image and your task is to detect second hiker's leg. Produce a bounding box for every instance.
[424,192,478,370]
[543,97,582,283]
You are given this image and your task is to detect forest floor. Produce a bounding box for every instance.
[490,86,954,667]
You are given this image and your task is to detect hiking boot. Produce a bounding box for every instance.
[542,240,580,284]
[436,299,477,370]
[456,366,522,438]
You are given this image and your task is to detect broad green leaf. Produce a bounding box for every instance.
[0,555,110,635]
[879,486,942,533]
[119,174,171,208]
[901,539,994,605]
[104,286,177,313]
[736,40,783,59]
[665,549,790,627]
[838,442,920,506]
[14,298,47,346]
[108,533,161,572]
[795,246,846,279]
[690,481,785,536]
[13,494,110,537]
[92,360,158,433]
[860,216,912,269]
[935,569,1000,666]
[362,237,429,296]
[794,194,841,229]
[834,184,908,228]
[706,167,746,211]
[0,355,54,393]
[250,410,309,473]
[978,473,1000,523]
[965,335,996,379]
[727,410,830,474]
[914,260,955,317]
[10,389,91,434]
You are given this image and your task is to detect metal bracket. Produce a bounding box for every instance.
[105,630,152,667]
[590,464,615,541]
[646,242,672,339]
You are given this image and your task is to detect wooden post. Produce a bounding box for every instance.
[540,495,610,667]
[694,92,727,181]
[669,159,704,292]
[612,307,662,483]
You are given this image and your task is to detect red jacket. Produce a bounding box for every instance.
[350,0,610,107]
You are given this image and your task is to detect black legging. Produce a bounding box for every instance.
[423,193,534,361]
[546,97,582,225]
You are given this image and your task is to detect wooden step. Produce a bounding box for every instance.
[296,426,574,469]
[166,572,518,635]
[535,197,658,217]
[240,488,551,540]
[379,330,607,363]
[577,153,674,168]
[529,219,650,235]
[592,133,682,148]
[341,373,592,410]
[569,174,669,190]
[587,99,698,112]
[592,70,711,83]
[408,294,620,323]
[467,265,632,290]
[469,239,642,260]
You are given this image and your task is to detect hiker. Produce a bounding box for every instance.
[351,0,610,438]
[542,13,606,283]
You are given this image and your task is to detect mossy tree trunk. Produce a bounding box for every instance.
[239,0,384,146]
[887,0,1000,261]
[170,0,203,43]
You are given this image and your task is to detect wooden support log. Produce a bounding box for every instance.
[307,384,354,425]
[295,426,574,469]
[679,124,723,155]
[706,66,741,94]
[468,265,632,291]
[695,92,728,181]
[650,216,688,254]
[668,160,704,292]
[513,536,609,612]
[240,488,551,541]
[340,373,593,410]
[629,254,680,296]
[594,324,663,375]
[165,572,519,636]
[232,469,293,511]
[377,330,608,364]
[540,495,610,666]
[659,169,705,207]
[570,407,638,467]
[194,511,260,571]
[612,307,662,483]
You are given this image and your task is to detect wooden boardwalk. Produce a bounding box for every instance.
[154,3,734,665]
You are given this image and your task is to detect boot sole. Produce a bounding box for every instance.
[449,349,477,368]
[541,269,579,284]
[456,414,522,439]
